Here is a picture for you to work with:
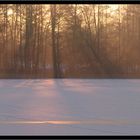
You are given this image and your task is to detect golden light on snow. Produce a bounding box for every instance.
[0,120,139,125]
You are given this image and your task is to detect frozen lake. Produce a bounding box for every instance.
[0,79,140,135]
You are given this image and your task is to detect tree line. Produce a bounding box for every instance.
[0,4,140,78]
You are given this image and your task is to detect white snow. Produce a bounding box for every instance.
[0,79,140,135]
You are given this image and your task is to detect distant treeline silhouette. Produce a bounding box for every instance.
[0,4,140,78]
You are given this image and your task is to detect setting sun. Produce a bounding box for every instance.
[109,4,119,11]
[7,9,13,15]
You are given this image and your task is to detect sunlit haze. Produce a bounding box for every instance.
[0,4,139,78]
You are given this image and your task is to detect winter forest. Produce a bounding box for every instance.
[0,4,140,78]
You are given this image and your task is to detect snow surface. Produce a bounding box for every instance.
[0,79,140,135]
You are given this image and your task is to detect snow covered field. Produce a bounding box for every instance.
[0,79,140,135]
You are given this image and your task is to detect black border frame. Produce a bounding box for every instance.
[0,0,140,139]
[0,0,140,4]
